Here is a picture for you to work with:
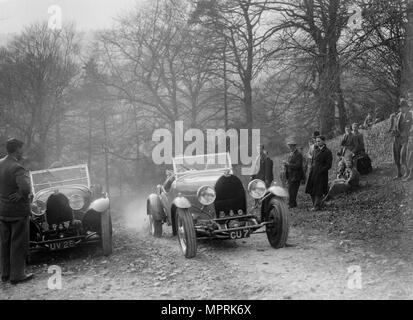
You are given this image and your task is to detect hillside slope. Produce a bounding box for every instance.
[273,120,413,260]
[272,119,394,179]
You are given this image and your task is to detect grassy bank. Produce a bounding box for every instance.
[272,120,413,258]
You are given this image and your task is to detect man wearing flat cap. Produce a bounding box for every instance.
[0,138,34,284]
[389,98,413,179]
[283,138,304,208]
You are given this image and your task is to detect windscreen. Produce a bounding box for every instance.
[30,164,90,194]
[172,153,232,175]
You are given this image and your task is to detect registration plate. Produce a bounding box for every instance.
[229,229,251,240]
[49,240,76,251]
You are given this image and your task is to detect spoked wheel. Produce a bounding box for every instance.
[266,198,289,249]
[176,208,197,258]
[147,200,163,238]
[101,210,113,256]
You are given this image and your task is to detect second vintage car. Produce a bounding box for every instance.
[146,153,289,258]
[28,164,113,258]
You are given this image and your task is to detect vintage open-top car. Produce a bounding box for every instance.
[146,153,289,258]
[28,164,112,257]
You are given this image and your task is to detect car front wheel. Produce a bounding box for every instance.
[266,198,289,249]
[101,210,113,256]
[176,208,197,258]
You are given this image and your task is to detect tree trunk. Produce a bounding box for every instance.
[133,105,141,190]
[317,25,342,137]
[223,42,229,131]
[118,166,123,197]
[403,0,413,97]
[336,86,347,133]
[55,121,62,161]
[244,79,253,130]
[318,69,336,136]
[103,113,110,194]
[87,108,93,171]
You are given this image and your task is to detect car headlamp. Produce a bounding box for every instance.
[31,203,42,216]
[31,200,46,217]
[197,186,216,206]
[248,179,267,199]
[69,194,85,211]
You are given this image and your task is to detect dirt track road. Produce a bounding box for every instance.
[1,198,413,300]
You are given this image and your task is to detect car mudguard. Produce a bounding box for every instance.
[147,194,165,221]
[267,186,289,199]
[172,196,191,209]
[88,197,110,213]
[261,192,288,223]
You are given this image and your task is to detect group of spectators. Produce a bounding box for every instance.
[338,123,372,176]
[281,97,413,211]
[282,122,372,211]
[281,133,332,210]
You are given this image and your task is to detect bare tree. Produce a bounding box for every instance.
[259,0,355,135]
[191,0,283,130]
[96,0,221,133]
[0,23,80,167]
[403,0,413,98]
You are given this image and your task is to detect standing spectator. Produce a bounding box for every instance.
[300,146,308,185]
[350,123,365,157]
[306,131,320,161]
[363,113,374,129]
[306,131,320,182]
[251,144,274,188]
[388,108,399,133]
[338,125,354,161]
[0,138,34,284]
[305,136,333,211]
[283,138,304,208]
[350,123,367,171]
[403,122,413,181]
[389,98,413,179]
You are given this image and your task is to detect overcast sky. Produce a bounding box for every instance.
[0,0,143,33]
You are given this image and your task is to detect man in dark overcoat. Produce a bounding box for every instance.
[251,144,274,188]
[283,137,304,208]
[305,136,333,211]
[0,138,34,284]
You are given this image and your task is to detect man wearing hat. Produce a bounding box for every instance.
[283,137,304,208]
[0,138,34,284]
[305,135,333,211]
[251,144,274,188]
[389,98,413,179]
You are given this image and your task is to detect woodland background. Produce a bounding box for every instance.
[1,0,412,194]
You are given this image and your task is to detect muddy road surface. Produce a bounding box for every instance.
[1,198,413,300]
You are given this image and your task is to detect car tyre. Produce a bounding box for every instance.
[101,210,113,256]
[147,199,163,238]
[266,198,289,249]
[176,208,197,258]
